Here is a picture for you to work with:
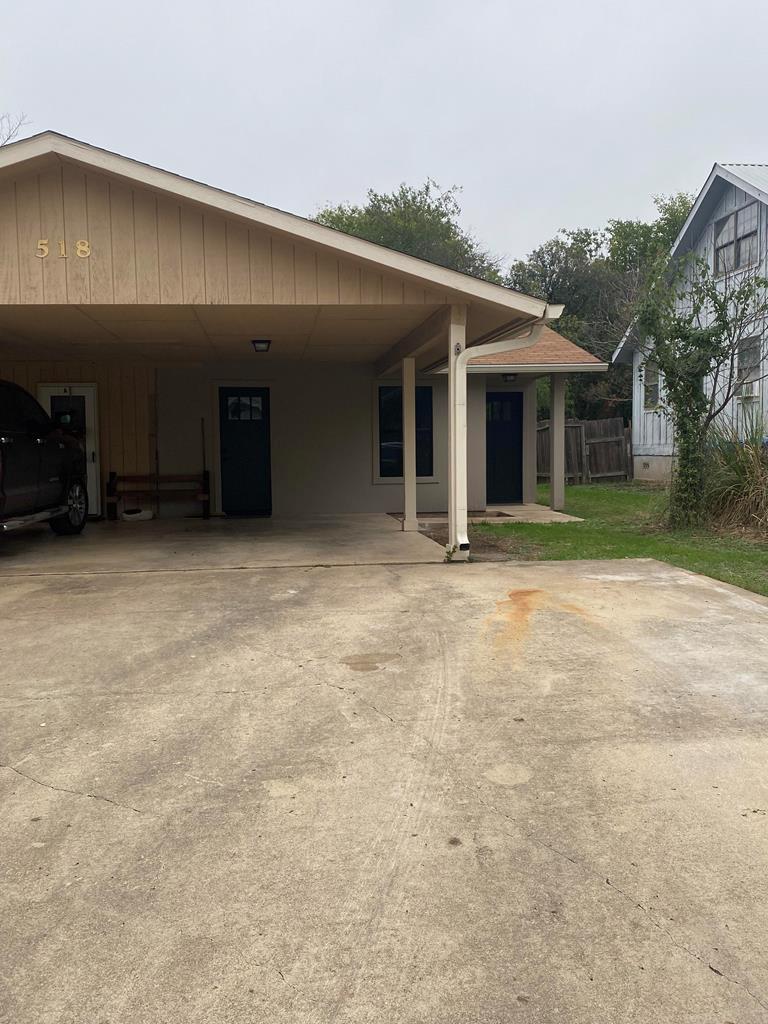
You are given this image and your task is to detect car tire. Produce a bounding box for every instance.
[50,479,88,535]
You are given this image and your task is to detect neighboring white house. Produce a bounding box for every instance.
[614,163,768,481]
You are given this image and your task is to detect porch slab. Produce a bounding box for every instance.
[0,514,445,575]
[396,502,582,529]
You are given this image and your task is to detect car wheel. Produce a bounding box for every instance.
[50,480,88,535]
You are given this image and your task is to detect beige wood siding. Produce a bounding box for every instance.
[0,361,157,491]
[0,160,452,307]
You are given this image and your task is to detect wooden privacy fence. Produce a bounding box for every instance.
[537,417,633,483]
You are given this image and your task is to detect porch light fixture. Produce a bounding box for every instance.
[251,339,271,353]
[502,373,517,383]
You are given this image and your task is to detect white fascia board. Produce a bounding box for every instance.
[435,362,608,374]
[0,131,547,319]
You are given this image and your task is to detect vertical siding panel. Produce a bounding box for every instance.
[248,230,273,302]
[110,183,137,303]
[121,367,138,474]
[271,237,295,302]
[11,364,30,389]
[0,182,20,303]
[403,281,425,304]
[107,365,124,473]
[361,269,383,304]
[381,274,404,304]
[86,175,114,303]
[424,288,446,305]
[203,215,228,303]
[316,253,339,303]
[38,166,67,303]
[15,176,43,303]
[225,221,250,304]
[133,191,160,303]
[157,199,183,303]
[133,364,151,473]
[338,261,361,303]
[62,165,91,304]
[294,244,317,303]
[96,366,111,484]
[180,207,205,303]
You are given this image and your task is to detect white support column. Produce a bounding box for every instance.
[402,356,418,531]
[447,305,469,561]
[522,378,538,504]
[549,374,566,511]
[446,319,549,561]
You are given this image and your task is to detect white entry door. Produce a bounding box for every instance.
[37,383,101,516]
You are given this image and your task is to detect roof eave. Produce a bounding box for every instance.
[435,361,609,374]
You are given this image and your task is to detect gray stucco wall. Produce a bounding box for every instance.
[155,363,496,517]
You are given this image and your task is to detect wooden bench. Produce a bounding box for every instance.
[106,471,210,520]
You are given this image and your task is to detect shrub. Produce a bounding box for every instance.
[703,415,768,532]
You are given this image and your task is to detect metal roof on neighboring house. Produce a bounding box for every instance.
[720,163,768,194]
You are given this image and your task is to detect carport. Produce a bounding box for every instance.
[0,132,586,560]
[0,513,445,575]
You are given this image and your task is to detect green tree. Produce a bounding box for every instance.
[506,194,693,420]
[314,180,502,283]
[637,256,768,526]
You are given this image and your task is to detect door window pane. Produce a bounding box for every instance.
[228,396,253,420]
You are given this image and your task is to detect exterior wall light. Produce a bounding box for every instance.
[502,373,517,383]
[251,339,271,353]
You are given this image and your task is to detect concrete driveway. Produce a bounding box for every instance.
[2,551,768,1023]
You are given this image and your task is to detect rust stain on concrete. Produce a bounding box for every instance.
[486,588,590,653]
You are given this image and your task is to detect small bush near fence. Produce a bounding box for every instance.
[537,417,632,484]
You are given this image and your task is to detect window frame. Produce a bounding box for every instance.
[642,362,661,411]
[371,381,438,485]
[714,200,759,276]
[737,335,762,400]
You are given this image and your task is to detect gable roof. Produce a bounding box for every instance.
[613,160,768,364]
[0,130,547,321]
[669,162,768,261]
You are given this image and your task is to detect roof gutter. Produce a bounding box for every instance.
[424,303,565,374]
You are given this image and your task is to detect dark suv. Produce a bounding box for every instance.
[0,379,88,535]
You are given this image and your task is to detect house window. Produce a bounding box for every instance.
[643,364,660,409]
[715,202,759,274]
[377,385,433,478]
[737,336,762,399]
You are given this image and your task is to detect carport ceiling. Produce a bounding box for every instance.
[0,304,442,363]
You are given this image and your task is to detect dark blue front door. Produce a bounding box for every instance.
[218,387,272,515]
[486,392,523,503]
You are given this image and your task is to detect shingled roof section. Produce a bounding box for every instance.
[468,325,604,366]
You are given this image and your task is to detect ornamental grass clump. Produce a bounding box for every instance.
[702,416,768,532]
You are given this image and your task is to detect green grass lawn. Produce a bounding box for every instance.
[474,483,768,597]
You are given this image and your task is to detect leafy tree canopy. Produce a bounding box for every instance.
[314,180,503,283]
[506,194,693,420]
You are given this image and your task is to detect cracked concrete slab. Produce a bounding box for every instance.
[2,556,768,1022]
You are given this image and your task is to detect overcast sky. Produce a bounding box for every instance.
[3,0,766,269]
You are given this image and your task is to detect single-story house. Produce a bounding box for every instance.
[614,162,768,481]
[0,132,605,558]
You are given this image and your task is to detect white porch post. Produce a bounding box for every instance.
[402,356,418,531]
[522,378,538,504]
[447,305,469,561]
[549,373,566,511]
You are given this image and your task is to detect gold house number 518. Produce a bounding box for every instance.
[35,239,91,259]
